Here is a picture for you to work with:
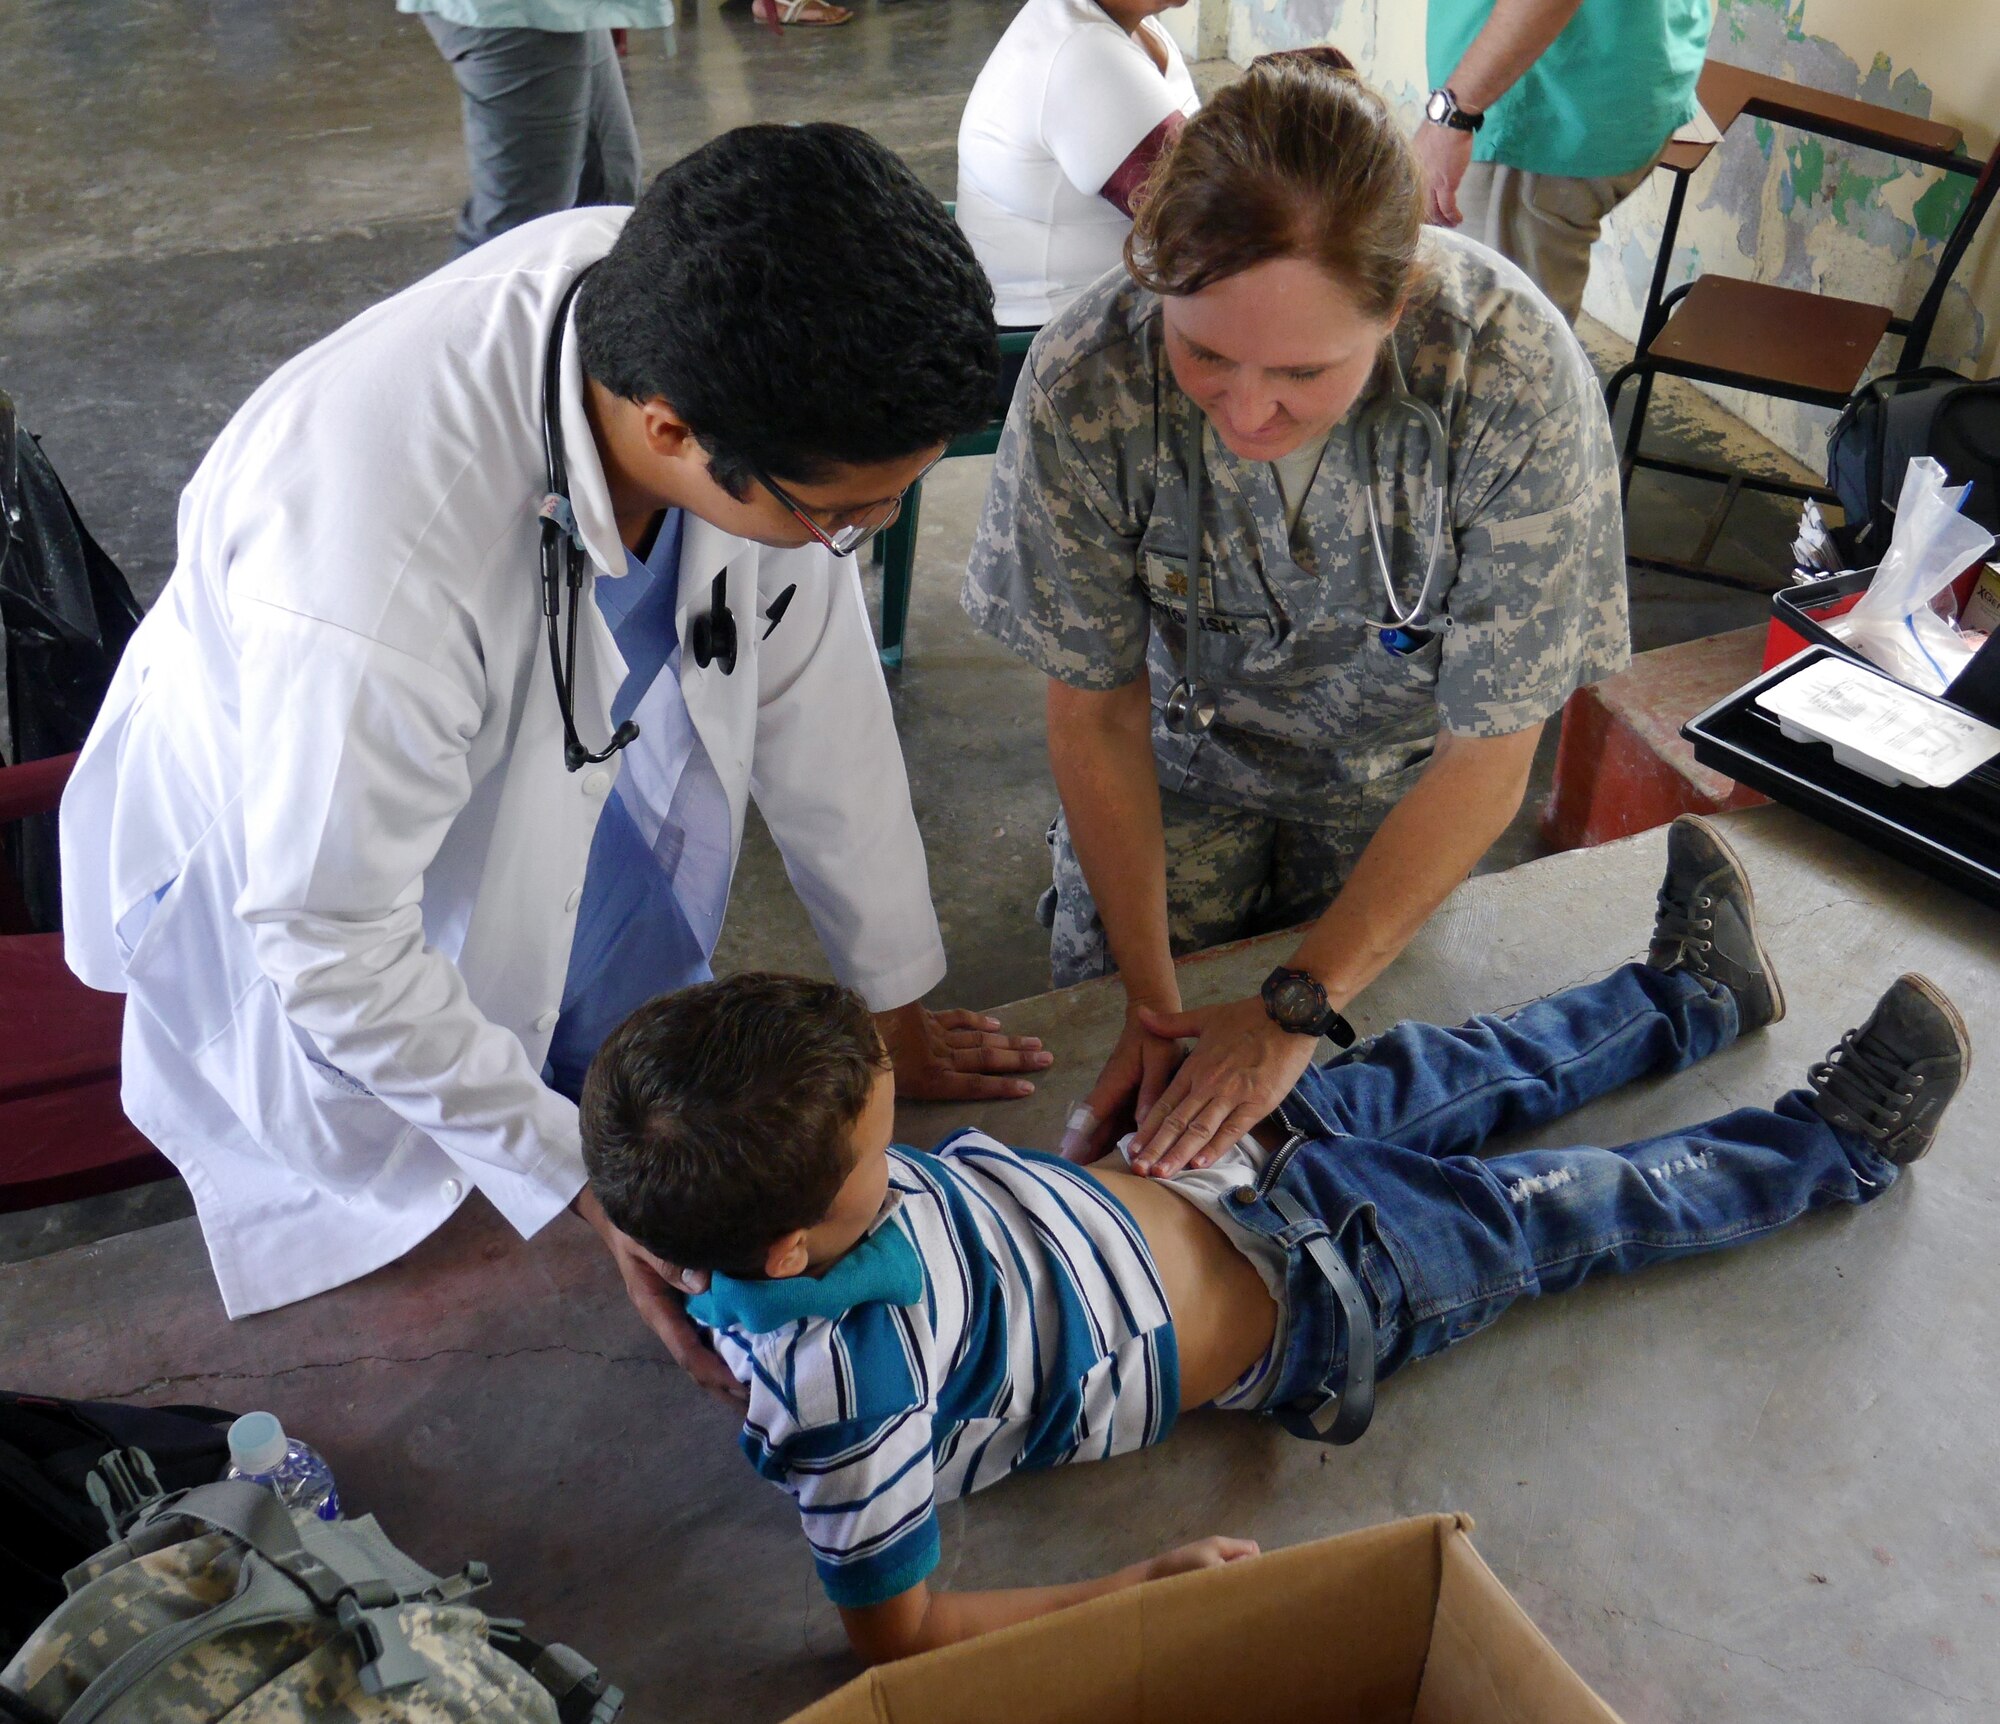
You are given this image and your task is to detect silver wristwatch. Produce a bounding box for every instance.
[1425,87,1484,133]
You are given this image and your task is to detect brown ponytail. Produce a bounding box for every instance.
[1125,47,1425,320]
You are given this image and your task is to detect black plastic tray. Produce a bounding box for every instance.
[1770,569,1873,659]
[1682,646,2000,910]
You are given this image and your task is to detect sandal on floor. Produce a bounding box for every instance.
[753,0,854,24]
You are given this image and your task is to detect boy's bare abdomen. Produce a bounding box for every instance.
[1086,1164,1280,1410]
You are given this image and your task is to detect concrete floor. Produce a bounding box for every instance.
[7,808,1997,1723]
[11,10,1974,1719]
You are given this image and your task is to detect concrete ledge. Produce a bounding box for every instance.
[1543,626,1771,851]
[7,807,1998,1722]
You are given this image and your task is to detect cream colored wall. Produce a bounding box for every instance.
[1157,0,1230,63]
[1158,0,1200,59]
[1219,0,1999,472]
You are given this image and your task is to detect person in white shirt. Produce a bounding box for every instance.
[59,125,1049,1396]
[955,0,1200,403]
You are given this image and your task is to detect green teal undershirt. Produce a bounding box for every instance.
[1426,0,1709,180]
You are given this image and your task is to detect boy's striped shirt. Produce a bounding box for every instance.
[691,1129,1177,1607]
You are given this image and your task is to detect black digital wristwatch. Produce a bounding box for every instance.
[1262,966,1358,1047]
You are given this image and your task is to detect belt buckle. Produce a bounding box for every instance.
[1273,1394,1351,1446]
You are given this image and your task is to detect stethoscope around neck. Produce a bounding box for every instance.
[541,267,638,773]
[1163,344,1451,739]
[539,266,742,774]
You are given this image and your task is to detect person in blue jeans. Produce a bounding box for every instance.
[580,814,1972,1663]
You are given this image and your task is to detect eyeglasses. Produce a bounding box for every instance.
[752,453,945,558]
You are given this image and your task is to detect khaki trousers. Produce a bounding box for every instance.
[1454,151,1664,325]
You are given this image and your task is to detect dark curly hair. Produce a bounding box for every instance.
[576,123,999,497]
[580,974,889,1276]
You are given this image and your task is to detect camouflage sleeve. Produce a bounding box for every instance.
[961,359,1152,691]
[1434,381,1631,737]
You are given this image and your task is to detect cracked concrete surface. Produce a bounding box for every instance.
[8,807,1998,1723]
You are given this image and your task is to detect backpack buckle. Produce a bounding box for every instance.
[83,1447,165,1542]
[337,1593,430,1694]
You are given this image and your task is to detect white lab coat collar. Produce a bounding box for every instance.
[553,290,758,839]
[555,293,630,583]
[554,291,760,596]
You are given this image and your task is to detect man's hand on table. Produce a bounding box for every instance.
[875,1000,1053,1102]
[572,1185,747,1410]
[1126,996,1320,1177]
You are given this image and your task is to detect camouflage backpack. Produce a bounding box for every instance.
[0,1480,620,1724]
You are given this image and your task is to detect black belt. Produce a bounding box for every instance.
[1266,1187,1377,1446]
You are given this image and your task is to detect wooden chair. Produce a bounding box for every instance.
[0,751,175,1212]
[1605,60,1995,591]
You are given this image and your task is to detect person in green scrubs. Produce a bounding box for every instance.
[1414,0,1712,322]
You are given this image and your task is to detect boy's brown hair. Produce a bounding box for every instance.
[580,974,888,1275]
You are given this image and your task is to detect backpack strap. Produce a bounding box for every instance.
[141,1479,356,1609]
[54,1484,503,1720]
[159,1484,456,1694]
[60,1553,316,1724]
[488,1623,626,1724]
[63,1482,446,1715]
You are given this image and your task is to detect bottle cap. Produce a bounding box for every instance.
[228,1411,288,1474]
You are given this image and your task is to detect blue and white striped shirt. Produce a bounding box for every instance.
[687,1130,1178,1608]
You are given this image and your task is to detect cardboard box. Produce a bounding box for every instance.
[783,1514,1625,1724]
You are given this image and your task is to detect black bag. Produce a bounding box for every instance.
[0,389,144,932]
[0,1392,235,1659]
[1826,368,2000,564]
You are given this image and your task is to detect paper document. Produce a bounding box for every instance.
[1671,103,1723,146]
[1756,655,2000,788]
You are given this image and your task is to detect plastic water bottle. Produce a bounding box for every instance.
[224,1412,341,1520]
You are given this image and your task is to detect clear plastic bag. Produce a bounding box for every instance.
[1833,456,1996,695]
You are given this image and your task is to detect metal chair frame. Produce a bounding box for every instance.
[1605,59,1992,593]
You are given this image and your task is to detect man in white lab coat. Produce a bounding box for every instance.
[59,124,1045,1395]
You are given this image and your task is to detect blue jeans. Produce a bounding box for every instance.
[1224,964,1899,1431]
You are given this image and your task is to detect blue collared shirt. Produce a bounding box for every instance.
[545,509,733,1098]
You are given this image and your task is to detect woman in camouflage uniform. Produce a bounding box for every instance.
[963,51,1629,1178]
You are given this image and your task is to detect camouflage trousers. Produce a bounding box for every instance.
[1039,785,1387,988]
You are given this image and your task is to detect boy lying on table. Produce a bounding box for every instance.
[579,817,1970,1665]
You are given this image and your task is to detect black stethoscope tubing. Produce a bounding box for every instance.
[541,266,640,774]
[541,270,744,772]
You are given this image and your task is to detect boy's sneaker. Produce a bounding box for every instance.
[1646,815,1784,1031]
[1807,973,1970,1164]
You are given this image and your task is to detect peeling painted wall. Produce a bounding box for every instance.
[1220,0,1998,474]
